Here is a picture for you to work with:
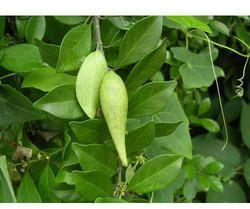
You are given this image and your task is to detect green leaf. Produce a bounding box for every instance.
[206,181,246,203]
[198,98,211,116]
[128,81,177,118]
[69,119,110,144]
[244,159,250,186]
[72,170,113,201]
[208,176,223,192]
[125,40,166,90]
[53,184,84,202]
[153,171,185,203]
[166,16,212,33]
[34,84,83,120]
[171,47,224,89]
[202,161,224,174]
[101,19,123,47]
[190,116,220,133]
[17,172,41,203]
[72,143,118,177]
[108,16,139,30]
[146,93,192,159]
[155,121,182,137]
[118,16,162,67]
[0,156,16,202]
[126,120,155,155]
[209,20,230,36]
[128,155,183,194]
[55,169,74,185]
[35,39,59,67]
[76,51,108,119]
[193,135,243,177]
[183,179,200,201]
[56,24,91,72]
[54,16,86,25]
[0,44,43,73]
[25,16,46,43]
[0,84,45,128]
[235,25,250,48]
[241,101,250,148]
[22,67,76,92]
[38,164,58,202]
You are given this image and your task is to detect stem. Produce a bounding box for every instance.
[0,73,16,80]
[93,16,104,54]
[188,32,250,58]
[149,192,154,203]
[13,148,63,167]
[204,32,229,151]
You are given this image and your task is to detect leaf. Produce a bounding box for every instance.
[128,81,177,118]
[166,16,212,33]
[56,24,91,72]
[209,20,230,36]
[72,143,118,177]
[235,25,250,48]
[208,176,223,192]
[126,120,155,155]
[108,16,139,30]
[0,156,16,202]
[35,39,60,67]
[240,101,250,148]
[17,172,41,203]
[101,19,123,47]
[0,84,45,128]
[190,116,220,132]
[34,84,83,120]
[193,135,243,177]
[118,16,162,67]
[69,119,110,144]
[22,67,76,92]
[0,44,43,73]
[25,16,46,43]
[145,93,192,159]
[155,121,182,137]
[198,98,211,116]
[54,16,86,25]
[76,51,108,119]
[206,181,246,203]
[125,40,166,90]
[72,170,113,201]
[128,155,183,194]
[38,164,58,202]
[153,171,185,203]
[55,169,74,185]
[171,47,224,89]
[183,179,200,201]
[244,159,250,186]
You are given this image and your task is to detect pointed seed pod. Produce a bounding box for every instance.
[100,71,128,167]
[76,50,108,119]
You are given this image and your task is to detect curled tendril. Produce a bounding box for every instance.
[233,56,249,98]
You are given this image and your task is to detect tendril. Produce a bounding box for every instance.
[233,57,249,98]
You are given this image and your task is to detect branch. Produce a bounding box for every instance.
[93,16,104,54]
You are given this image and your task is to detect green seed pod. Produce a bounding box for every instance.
[100,71,128,167]
[76,50,108,119]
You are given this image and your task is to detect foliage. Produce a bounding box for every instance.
[0,15,250,203]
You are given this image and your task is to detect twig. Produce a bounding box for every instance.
[93,16,104,54]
